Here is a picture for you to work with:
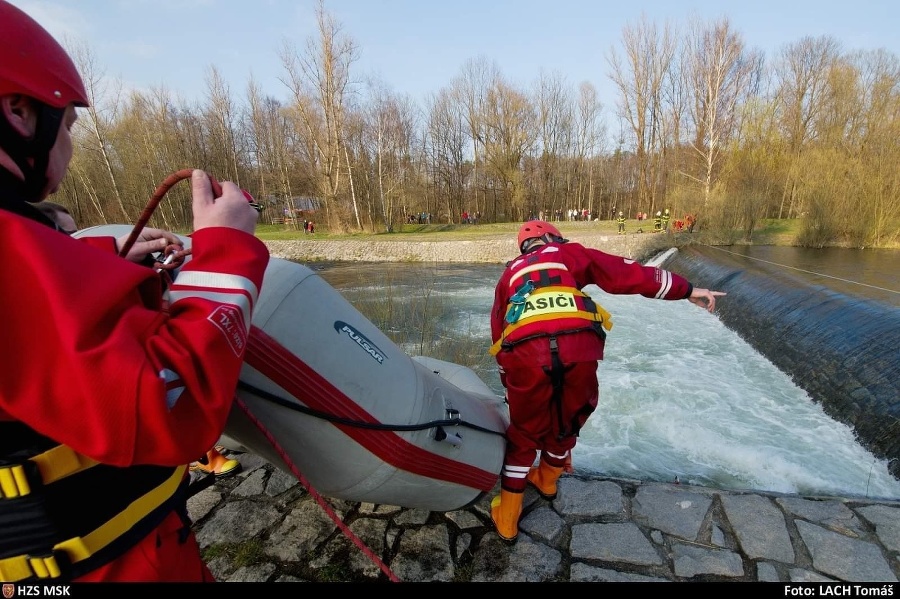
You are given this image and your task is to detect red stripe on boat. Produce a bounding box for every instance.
[245,326,498,491]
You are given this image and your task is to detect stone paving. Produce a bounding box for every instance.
[187,453,900,583]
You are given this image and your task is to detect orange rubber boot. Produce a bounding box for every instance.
[526,460,565,500]
[490,490,524,543]
[190,447,242,478]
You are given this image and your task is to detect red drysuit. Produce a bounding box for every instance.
[0,210,269,581]
[490,241,692,492]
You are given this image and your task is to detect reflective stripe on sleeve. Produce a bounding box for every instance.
[654,270,673,299]
[171,271,259,305]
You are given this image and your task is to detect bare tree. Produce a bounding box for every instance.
[683,16,761,214]
[607,14,677,214]
[847,49,900,246]
[204,66,242,186]
[574,82,607,217]
[68,40,128,221]
[481,78,537,220]
[364,80,417,232]
[425,88,469,223]
[113,87,185,230]
[450,58,501,220]
[773,35,842,218]
[246,79,305,224]
[279,0,358,230]
[531,70,575,219]
[723,95,783,241]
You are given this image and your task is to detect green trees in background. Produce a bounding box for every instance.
[56,1,899,248]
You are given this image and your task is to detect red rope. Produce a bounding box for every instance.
[234,395,402,582]
[117,169,220,258]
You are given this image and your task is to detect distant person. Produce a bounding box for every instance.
[654,211,662,232]
[616,211,626,235]
[662,208,671,231]
[488,220,725,543]
[685,213,696,233]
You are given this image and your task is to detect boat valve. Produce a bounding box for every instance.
[434,426,463,448]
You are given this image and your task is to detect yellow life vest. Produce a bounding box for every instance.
[490,253,613,356]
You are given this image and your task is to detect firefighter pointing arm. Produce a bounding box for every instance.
[488,220,724,543]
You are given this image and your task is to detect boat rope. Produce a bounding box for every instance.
[234,395,402,583]
[236,379,505,436]
[702,244,900,295]
[117,168,261,259]
[124,170,399,582]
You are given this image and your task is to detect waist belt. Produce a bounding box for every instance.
[0,443,187,582]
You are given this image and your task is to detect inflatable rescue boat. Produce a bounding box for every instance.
[74,225,509,511]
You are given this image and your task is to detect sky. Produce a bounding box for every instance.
[9,0,900,129]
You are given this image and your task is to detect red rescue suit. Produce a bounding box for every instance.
[0,207,269,582]
[490,241,692,492]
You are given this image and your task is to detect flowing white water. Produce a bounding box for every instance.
[317,261,900,501]
[578,288,900,500]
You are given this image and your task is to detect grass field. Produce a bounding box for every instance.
[256,218,807,245]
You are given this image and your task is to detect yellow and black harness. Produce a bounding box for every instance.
[0,423,191,582]
[489,283,612,356]
[490,253,614,440]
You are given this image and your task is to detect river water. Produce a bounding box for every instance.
[308,246,900,501]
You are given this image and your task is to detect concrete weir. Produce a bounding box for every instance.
[661,245,900,479]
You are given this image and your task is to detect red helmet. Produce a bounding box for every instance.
[0,1,89,108]
[517,220,565,253]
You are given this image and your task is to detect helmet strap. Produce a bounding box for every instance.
[0,100,64,201]
[543,233,567,245]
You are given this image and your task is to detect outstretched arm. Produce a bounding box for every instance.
[688,288,726,313]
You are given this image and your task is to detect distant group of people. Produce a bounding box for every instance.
[565,208,592,221]
[614,208,698,235]
[461,210,480,224]
[407,211,432,224]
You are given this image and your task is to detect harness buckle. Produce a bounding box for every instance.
[26,551,66,580]
[0,461,35,499]
[0,547,73,583]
